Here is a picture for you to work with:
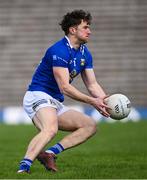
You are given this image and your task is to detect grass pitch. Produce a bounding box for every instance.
[0,121,147,179]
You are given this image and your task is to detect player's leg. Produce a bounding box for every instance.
[46,110,97,154]
[58,110,97,149]
[18,107,58,173]
[25,107,58,160]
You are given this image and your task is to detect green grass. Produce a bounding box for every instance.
[0,121,147,179]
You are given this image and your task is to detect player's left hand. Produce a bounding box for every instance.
[96,95,111,117]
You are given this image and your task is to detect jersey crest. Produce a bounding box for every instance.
[80,59,85,66]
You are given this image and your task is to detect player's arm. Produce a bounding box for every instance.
[81,69,107,98]
[81,68,110,116]
[53,67,93,103]
[53,67,110,117]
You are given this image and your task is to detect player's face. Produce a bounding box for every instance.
[75,20,91,44]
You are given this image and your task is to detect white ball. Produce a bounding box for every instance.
[105,94,131,120]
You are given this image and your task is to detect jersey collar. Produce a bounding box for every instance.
[65,36,73,49]
[64,36,85,55]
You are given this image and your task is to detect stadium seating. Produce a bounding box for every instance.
[0,0,147,107]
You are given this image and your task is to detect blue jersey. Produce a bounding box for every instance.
[28,37,93,102]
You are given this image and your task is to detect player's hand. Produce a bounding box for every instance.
[92,95,111,117]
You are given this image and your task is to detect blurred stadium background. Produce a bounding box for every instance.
[0,0,147,123]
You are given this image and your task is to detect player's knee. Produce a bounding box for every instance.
[86,119,97,135]
[42,128,58,140]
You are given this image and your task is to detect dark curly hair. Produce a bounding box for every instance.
[59,9,92,35]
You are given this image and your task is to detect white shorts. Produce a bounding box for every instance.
[23,91,69,119]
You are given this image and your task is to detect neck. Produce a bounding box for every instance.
[66,35,80,49]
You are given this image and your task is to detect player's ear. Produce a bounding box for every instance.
[69,26,76,35]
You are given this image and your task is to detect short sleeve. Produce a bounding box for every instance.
[51,54,68,67]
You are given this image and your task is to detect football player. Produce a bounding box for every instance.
[18,9,110,173]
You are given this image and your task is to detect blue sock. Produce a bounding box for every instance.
[46,143,64,155]
[19,158,33,172]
